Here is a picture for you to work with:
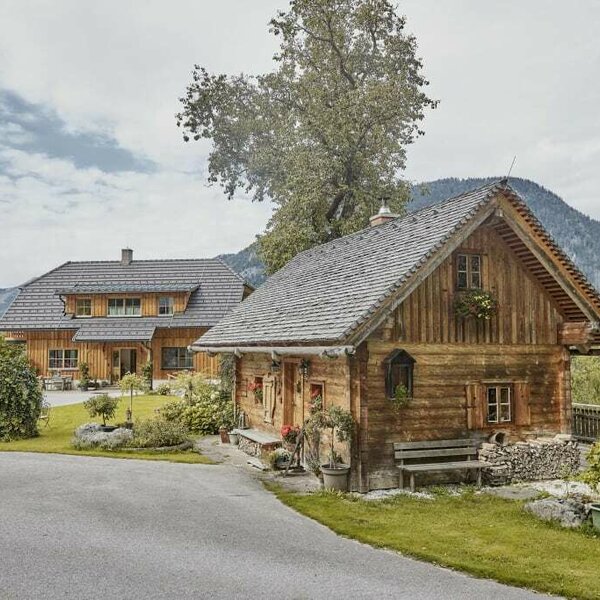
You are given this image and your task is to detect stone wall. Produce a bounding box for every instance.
[478,436,580,486]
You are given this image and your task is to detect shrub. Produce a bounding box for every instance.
[581,441,600,489]
[82,394,120,426]
[162,378,234,434]
[128,417,189,448]
[157,383,171,396]
[170,371,214,403]
[119,372,148,395]
[0,337,43,441]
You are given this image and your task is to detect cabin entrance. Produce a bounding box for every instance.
[112,348,137,380]
[282,360,304,427]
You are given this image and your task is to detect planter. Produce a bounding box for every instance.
[321,464,350,491]
[229,431,240,445]
[219,426,230,444]
[99,425,117,432]
[591,503,600,532]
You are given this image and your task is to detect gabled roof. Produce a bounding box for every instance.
[0,258,248,337]
[193,181,600,349]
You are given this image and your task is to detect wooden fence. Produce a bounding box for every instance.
[572,403,600,442]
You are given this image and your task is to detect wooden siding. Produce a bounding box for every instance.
[64,292,190,318]
[390,225,564,346]
[12,327,217,381]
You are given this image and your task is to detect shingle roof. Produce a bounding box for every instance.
[195,182,505,347]
[72,321,157,342]
[55,283,199,294]
[0,258,247,339]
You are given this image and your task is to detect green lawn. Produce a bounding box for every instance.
[271,487,600,600]
[0,395,212,464]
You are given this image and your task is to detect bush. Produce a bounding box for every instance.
[162,377,234,434]
[82,394,120,426]
[156,383,171,396]
[581,442,600,489]
[128,418,189,448]
[0,337,43,441]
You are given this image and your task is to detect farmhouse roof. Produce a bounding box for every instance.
[0,258,248,337]
[193,181,600,349]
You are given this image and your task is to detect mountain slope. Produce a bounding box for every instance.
[0,288,18,318]
[219,177,600,291]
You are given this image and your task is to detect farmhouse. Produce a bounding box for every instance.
[0,250,251,384]
[192,181,600,491]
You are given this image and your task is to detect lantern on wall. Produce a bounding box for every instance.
[299,359,310,379]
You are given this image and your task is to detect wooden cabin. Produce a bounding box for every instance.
[0,250,251,383]
[191,181,600,491]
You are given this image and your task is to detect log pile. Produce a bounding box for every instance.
[478,436,580,486]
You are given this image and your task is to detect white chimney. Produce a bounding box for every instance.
[121,248,133,266]
[369,198,399,227]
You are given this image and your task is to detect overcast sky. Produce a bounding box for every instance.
[0,1,599,287]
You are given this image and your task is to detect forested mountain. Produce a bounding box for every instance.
[0,288,18,318]
[219,177,600,290]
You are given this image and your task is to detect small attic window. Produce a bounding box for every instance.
[457,253,482,289]
[383,349,415,399]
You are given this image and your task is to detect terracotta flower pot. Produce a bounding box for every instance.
[218,426,230,444]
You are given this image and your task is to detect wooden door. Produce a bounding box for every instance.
[283,361,303,427]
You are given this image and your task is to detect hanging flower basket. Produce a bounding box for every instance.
[454,290,497,320]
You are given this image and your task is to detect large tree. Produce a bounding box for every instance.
[177,0,436,273]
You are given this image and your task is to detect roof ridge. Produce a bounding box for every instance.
[214,257,253,288]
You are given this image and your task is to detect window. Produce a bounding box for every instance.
[457,253,482,289]
[383,349,415,399]
[75,298,92,317]
[48,349,79,369]
[107,298,141,316]
[158,296,174,316]
[161,347,193,370]
[487,385,512,424]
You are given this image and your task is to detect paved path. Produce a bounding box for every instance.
[43,389,121,406]
[0,453,553,600]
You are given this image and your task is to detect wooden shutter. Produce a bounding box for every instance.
[262,375,276,424]
[466,383,485,429]
[514,381,531,426]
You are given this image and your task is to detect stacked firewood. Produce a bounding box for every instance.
[478,436,580,485]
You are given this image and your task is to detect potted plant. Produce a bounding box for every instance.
[228,429,240,445]
[454,289,497,320]
[142,360,153,391]
[309,405,355,491]
[82,394,120,432]
[280,424,300,451]
[248,380,263,403]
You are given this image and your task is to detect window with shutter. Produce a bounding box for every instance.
[262,375,276,424]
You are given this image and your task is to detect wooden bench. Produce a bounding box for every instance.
[237,429,281,460]
[395,438,486,491]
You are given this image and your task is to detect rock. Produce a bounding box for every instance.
[524,498,590,528]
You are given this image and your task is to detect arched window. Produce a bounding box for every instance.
[383,349,415,399]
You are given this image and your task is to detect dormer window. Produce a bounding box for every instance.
[158,296,174,316]
[108,298,141,316]
[457,254,482,289]
[75,298,92,317]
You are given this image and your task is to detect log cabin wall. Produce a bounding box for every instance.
[10,327,217,381]
[234,352,355,473]
[363,224,571,489]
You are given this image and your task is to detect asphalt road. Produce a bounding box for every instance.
[0,453,553,600]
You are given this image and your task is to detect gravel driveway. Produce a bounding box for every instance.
[0,453,553,600]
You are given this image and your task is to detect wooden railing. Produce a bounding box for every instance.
[572,403,600,442]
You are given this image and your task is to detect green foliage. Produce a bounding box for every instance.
[156,383,172,396]
[391,383,410,410]
[218,353,235,396]
[141,361,153,387]
[118,373,148,395]
[82,394,120,426]
[581,442,600,488]
[162,376,234,434]
[571,356,600,405]
[454,289,497,320]
[307,403,355,468]
[0,337,43,441]
[177,0,436,273]
[78,362,90,390]
[129,418,189,449]
[170,371,214,404]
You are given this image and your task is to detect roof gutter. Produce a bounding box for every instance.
[188,345,355,359]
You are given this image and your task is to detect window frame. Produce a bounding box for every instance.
[107,297,142,317]
[158,296,175,316]
[486,384,513,424]
[160,347,194,370]
[75,298,92,317]
[383,349,415,400]
[456,253,483,290]
[48,348,79,370]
